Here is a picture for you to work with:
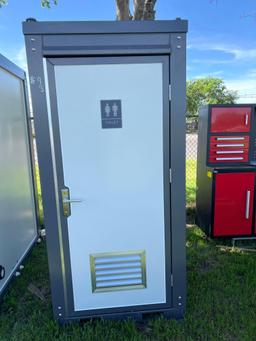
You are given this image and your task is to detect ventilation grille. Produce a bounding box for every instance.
[90,250,146,293]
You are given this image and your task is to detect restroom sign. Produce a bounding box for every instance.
[100,100,122,129]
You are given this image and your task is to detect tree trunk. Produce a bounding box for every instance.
[133,0,145,20]
[142,0,157,20]
[116,0,131,20]
[115,0,157,21]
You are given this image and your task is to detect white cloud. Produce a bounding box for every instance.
[12,46,27,71]
[190,58,232,65]
[217,46,256,61]
[225,78,256,104]
[189,37,256,62]
[188,36,256,102]
[247,69,256,79]
[193,70,224,79]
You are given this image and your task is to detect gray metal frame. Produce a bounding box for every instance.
[23,19,187,323]
[46,55,172,317]
[0,53,38,296]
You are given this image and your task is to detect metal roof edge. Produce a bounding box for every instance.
[22,19,188,35]
[0,53,25,79]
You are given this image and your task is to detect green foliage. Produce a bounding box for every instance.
[35,164,44,227]
[186,159,196,205]
[187,77,238,117]
[0,0,57,8]
[41,0,58,8]
[0,0,7,8]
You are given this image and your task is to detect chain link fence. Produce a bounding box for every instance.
[186,117,198,206]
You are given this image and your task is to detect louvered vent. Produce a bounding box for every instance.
[90,250,146,293]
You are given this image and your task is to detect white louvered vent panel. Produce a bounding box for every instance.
[90,251,146,293]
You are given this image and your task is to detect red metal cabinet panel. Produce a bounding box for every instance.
[210,107,252,133]
[209,136,249,149]
[209,152,248,164]
[209,135,249,164]
[213,172,255,236]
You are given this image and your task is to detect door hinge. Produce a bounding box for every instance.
[169,169,172,183]
[171,274,173,287]
[169,84,172,101]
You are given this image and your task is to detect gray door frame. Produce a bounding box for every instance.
[23,20,187,322]
[45,55,171,318]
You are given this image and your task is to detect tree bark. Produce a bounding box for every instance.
[142,0,157,20]
[116,0,131,20]
[133,0,145,20]
[115,0,157,21]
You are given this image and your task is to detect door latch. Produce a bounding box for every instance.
[61,188,84,217]
[61,188,71,217]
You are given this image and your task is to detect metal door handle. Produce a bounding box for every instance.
[245,190,251,220]
[61,187,83,217]
[63,199,83,203]
[245,114,249,126]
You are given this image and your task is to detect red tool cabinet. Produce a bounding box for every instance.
[196,104,256,238]
[206,105,256,166]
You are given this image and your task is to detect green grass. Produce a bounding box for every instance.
[186,159,197,205]
[2,160,254,339]
[34,164,44,227]
[1,227,256,340]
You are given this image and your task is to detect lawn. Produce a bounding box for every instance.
[1,162,255,340]
[186,159,197,206]
[1,228,256,340]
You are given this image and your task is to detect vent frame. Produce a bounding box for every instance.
[90,250,147,293]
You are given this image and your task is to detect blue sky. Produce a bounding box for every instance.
[0,0,256,102]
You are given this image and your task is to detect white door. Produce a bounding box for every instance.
[46,57,169,311]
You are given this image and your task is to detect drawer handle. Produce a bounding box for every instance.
[245,190,251,219]
[216,151,244,154]
[245,114,249,126]
[216,144,244,147]
[216,137,245,141]
[215,157,244,161]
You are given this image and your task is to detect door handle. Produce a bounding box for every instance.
[245,190,251,220]
[63,198,83,203]
[61,187,84,217]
